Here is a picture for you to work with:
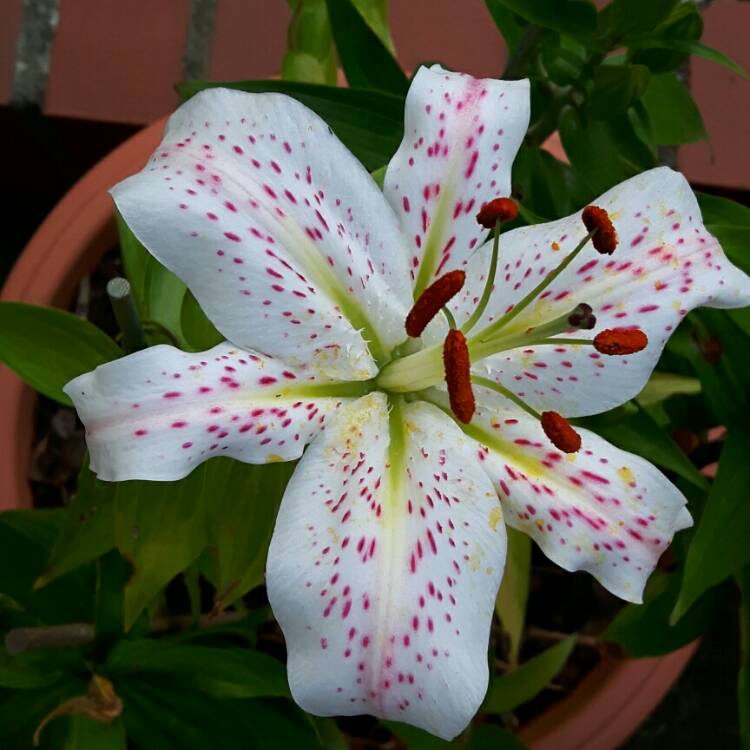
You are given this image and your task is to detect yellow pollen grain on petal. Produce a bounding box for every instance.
[551,241,560,251]
[565,453,577,463]
[617,465,635,484]
[535,518,546,532]
[327,527,341,545]
[265,453,284,463]
[672,299,683,311]
[485,567,494,576]
[488,505,503,531]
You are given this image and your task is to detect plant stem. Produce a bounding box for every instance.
[106,277,146,352]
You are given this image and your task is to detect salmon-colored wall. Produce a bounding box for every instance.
[1,0,748,189]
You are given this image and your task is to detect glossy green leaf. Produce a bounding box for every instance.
[177,80,404,171]
[117,210,187,347]
[350,0,395,52]
[483,636,575,713]
[636,372,701,407]
[180,291,223,352]
[283,0,337,85]
[627,4,702,74]
[739,564,750,749]
[640,73,706,145]
[488,0,596,39]
[0,302,120,405]
[65,716,126,750]
[495,527,531,667]
[484,0,526,53]
[698,192,750,226]
[37,464,117,588]
[606,570,718,657]
[629,35,748,79]
[587,404,708,491]
[512,144,575,219]
[206,458,294,611]
[114,475,209,631]
[325,0,407,94]
[600,0,679,39]
[0,511,95,625]
[106,640,287,698]
[589,64,650,119]
[469,725,529,750]
[673,427,750,623]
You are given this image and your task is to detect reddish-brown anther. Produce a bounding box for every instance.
[541,411,581,454]
[594,328,648,355]
[405,270,466,337]
[582,205,618,254]
[443,329,475,424]
[476,197,518,229]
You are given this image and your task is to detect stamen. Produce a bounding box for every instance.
[443,329,475,423]
[582,206,618,255]
[471,375,540,419]
[476,197,518,229]
[594,328,648,355]
[541,411,581,453]
[405,270,465,337]
[462,218,501,335]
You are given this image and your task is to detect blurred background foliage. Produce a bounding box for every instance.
[1,0,750,748]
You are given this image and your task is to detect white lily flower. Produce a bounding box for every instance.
[65,66,750,740]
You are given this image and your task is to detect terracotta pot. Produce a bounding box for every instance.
[0,118,697,747]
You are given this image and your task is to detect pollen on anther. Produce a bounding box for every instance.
[582,205,618,254]
[594,328,648,355]
[541,411,581,453]
[405,270,465,337]
[443,329,475,423]
[475,197,518,228]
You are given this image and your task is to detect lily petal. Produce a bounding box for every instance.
[456,167,750,415]
[112,88,412,377]
[384,65,529,295]
[267,393,506,740]
[436,388,691,603]
[64,342,353,481]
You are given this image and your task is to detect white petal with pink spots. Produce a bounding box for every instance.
[113,88,413,377]
[452,168,750,415]
[384,65,529,293]
[267,393,506,740]
[452,388,692,602]
[65,342,347,481]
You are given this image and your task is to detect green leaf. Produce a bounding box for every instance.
[65,716,126,750]
[177,80,404,171]
[698,192,750,226]
[469,725,529,750]
[512,144,575,219]
[600,0,679,38]
[282,50,332,85]
[483,636,575,713]
[350,0,395,52]
[586,403,708,491]
[0,302,121,405]
[484,0,526,53]
[606,570,719,657]
[325,0,407,94]
[383,721,452,749]
[628,35,749,79]
[117,210,187,347]
[636,372,701,407]
[589,64,651,119]
[206,458,294,611]
[672,427,750,623]
[0,651,64,690]
[37,464,117,588]
[627,4,703,74]
[105,640,288,699]
[0,511,95,625]
[640,73,706,145]
[488,0,596,39]
[739,564,750,749]
[283,0,337,85]
[180,291,223,352]
[114,475,210,631]
[495,527,531,667]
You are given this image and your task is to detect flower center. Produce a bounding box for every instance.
[376,201,648,451]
